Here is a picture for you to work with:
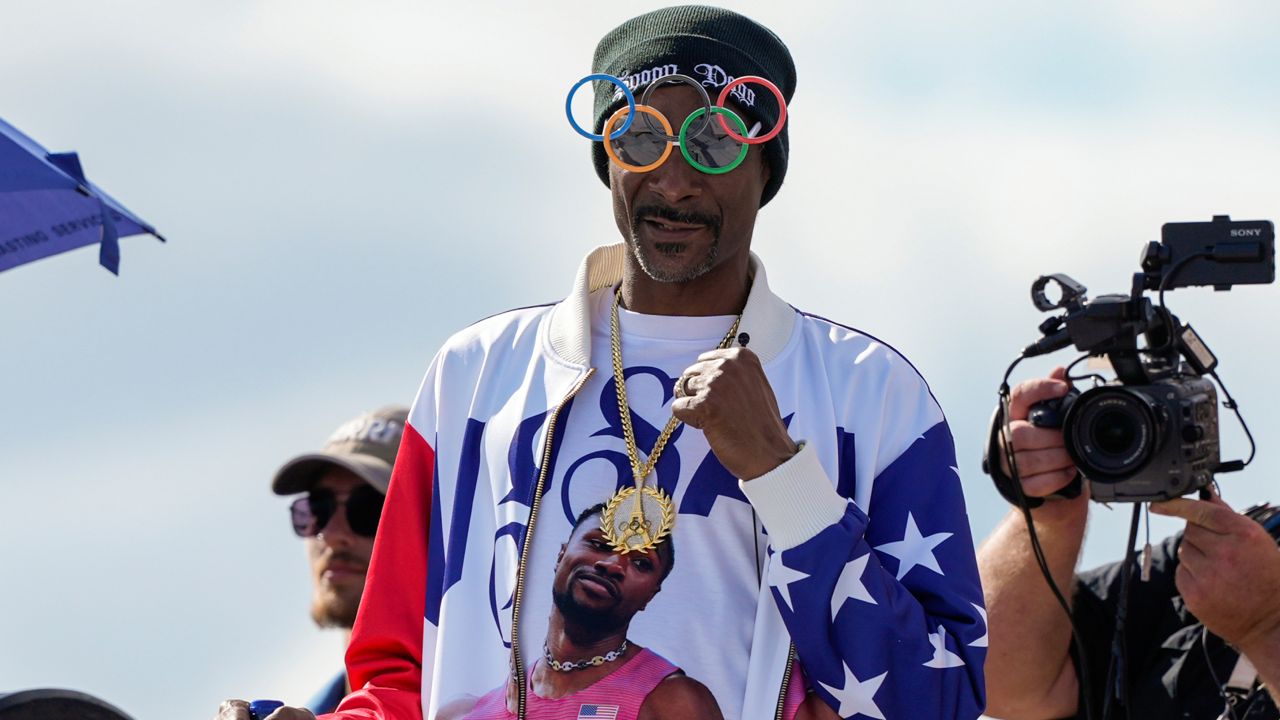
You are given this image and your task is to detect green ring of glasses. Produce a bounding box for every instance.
[679,107,749,175]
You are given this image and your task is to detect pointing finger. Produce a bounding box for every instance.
[1150,498,1232,534]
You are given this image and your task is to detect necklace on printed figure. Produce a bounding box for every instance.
[601,288,741,554]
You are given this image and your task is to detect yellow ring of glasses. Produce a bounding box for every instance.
[602,105,674,173]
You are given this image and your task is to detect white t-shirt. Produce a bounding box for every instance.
[515,287,764,720]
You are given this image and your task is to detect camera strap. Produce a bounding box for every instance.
[1101,504,1143,720]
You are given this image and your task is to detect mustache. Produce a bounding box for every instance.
[320,550,367,569]
[633,204,722,236]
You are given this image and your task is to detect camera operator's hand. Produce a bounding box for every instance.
[215,700,316,720]
[1001,367,1083,506]
[1150,492,1280,650]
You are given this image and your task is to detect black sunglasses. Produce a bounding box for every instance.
[290,485,384,538]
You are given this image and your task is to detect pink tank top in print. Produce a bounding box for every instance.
[463,648,679,720]
[781,655,807,720]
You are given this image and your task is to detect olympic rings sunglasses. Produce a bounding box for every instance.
[290,484,384,538]
[566,72,788,175]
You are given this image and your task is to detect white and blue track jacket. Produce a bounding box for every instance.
[327,244,987,720]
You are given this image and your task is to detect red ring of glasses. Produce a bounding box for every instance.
[715,75,787,144]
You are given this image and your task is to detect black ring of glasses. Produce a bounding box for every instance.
[640,73,713,141]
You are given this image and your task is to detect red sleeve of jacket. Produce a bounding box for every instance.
[320,421,434,719]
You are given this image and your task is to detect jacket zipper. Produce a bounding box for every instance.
[774,642,796,720]
[510,368,595,719]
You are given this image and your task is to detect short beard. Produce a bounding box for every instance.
[552,582,625,639]
[311,592,359,629]
[629,205,722,283]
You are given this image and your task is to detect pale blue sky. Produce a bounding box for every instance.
[1,2,1278,718]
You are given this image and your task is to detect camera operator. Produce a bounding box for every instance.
[978,367,1280,720]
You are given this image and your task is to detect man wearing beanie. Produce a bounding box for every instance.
[310,6,985,720]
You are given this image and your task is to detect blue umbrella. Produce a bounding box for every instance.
[0,116,163,275]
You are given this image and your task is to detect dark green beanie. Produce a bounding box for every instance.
[590,5,797,207]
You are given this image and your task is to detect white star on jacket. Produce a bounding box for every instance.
[924,625,966,668]
[768,555,811,612]
[970,603,989,648]
[819,662,888,719]
[831,553,876,620]
[873,512,953,580]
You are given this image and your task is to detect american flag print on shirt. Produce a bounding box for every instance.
[577,705,619,720]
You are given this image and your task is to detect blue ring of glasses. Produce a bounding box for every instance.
[566,74,636,141]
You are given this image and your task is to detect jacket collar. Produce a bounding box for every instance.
[547,243,796,370]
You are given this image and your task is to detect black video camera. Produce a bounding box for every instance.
[988,216,1275,504]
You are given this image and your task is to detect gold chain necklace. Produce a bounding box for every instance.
[601,288,741,553]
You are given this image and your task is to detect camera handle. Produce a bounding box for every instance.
[982,394,1084,507]
[1027,390,1078,427]
[1026,391,1086,499]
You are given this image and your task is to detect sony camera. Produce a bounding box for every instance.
[1028,375,1220,502]
[988,215,1275,503]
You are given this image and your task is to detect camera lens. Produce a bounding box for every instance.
[1064,388,1159,480]
[1091,409,1139,455]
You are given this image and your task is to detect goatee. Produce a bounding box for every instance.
[552,583,626,637]
[629,204,722,283]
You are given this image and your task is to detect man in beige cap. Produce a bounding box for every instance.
[262,406,409,716]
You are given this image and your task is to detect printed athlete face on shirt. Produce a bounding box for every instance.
[551,517,670,635]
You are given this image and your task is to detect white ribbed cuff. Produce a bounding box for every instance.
[738,441,848,551]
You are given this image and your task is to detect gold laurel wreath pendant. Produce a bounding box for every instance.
[600,288,740,554]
